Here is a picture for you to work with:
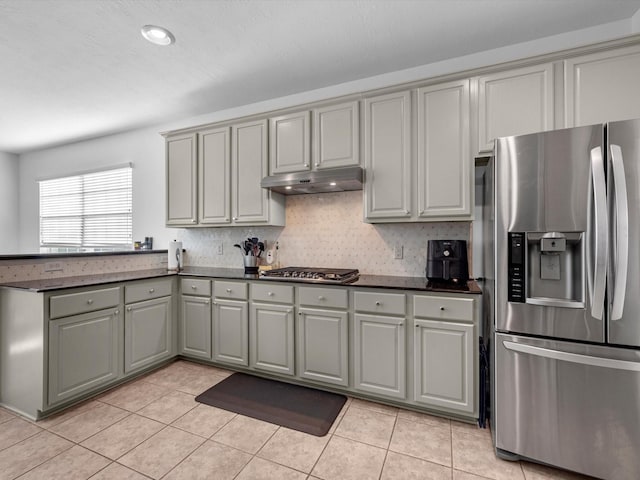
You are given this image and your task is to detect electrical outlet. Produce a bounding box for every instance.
[216,243,223,255]
[394,244,403,259]
[44,261,63,272]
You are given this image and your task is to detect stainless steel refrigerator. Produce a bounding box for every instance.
[483,119,640,479]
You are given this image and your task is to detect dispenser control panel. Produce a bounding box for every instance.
[508,232,525,302]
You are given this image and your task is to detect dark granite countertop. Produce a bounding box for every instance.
[0,269,175,292]
[0,266,481,294]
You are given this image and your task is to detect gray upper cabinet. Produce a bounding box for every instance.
[199,126,231,225]
[48,307,120,406]
[232,119,285,225]
[312,101,360,169]
[565,44,640,127]
[476,63,555,153]
[416,80,471,219]
[269,111,311,174]
[166,133,197,226]
[364,90,412,220]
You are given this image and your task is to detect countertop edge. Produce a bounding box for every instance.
[0,267,482,294]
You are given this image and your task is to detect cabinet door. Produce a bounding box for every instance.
[414,319,474,414]
[364,91,412,220]
[48,307,119,405]
[417,80,471,219]
[477,63,554,152]
[354,313,406,399]
[565,45,640,127]
[213,298,249,366]
[124,297,172,374]
[232,119,271,224]
[269,111,311,174]
[199,126,231,225]
[250,302,295,376]
[180,295,212,360]
[313,101,360,169]
[298,307,348,386]
[166,133,197,226]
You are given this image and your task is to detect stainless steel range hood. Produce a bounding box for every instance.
[260,166,363,195]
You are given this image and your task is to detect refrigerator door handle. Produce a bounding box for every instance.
[610,144,629,321]
[589,147,608,321]
[503,341,640,371]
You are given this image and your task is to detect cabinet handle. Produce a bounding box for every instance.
[440,306,445,311]
[212,301,217,305]
[87,299,93,305]
[318,295,325,301]
[315,162,320,167]
[191,219,197,223]
[205,300,210,305]
[126,306,132,312]
[375,301,381,306]
[304,163,309,167]
[114,310,119,315]
[288,309,292,313]
[268,292,274,296]
[298,312,303,316]
[191,285,197,290]
[226,288,232,293]
[232,217,238,221]
[149,288,155,293]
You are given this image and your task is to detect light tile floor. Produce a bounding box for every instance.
[0,360,596,480]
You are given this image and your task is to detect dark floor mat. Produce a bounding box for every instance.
[195,372,347,436]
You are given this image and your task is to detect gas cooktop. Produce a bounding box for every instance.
[260,267,360,284]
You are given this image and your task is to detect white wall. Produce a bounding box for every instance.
[18,126,168,253]
[16,19,635,259]
[0,151,19,253]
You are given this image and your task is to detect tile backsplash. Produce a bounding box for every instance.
[179,191,470,277]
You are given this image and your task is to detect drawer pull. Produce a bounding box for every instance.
[318,295,325,301]
[127,306,132,312]
[226,288,232,293]
[149,288,155,293]
[114,310,119,315]
[87,299,93,305]
[375,301,381,306]
[440,306,445,311]
[268,292,274,296]
[191,285,197,290]
[205,300,210,305]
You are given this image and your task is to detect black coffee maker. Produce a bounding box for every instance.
[426,240,469,284]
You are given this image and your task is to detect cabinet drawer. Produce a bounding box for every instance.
[181,278,211,297]
[50,287,121,319]
[125,278,173,304]
[252,283,294,303]
[354,291,405,315]
[413,295,474,322]
[214,281,248,300]
[298,286,348,309]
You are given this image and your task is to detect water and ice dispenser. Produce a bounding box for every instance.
[508,231,584,306]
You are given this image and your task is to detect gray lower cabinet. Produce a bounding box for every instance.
[124,296,172,374]
[250,302,295,375]
[48,307,120,405]
[180,295,212,359]
[213,298,249,366]
[297,307,348,386]
[414,319,474,413]
[354,313,406,399]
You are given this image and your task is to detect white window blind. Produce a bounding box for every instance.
[39,166,132,251]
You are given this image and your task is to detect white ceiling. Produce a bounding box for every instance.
[2,0,640,154]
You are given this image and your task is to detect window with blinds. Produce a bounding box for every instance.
[39,166,132,252]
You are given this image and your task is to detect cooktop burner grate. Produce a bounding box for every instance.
[260,267,360,284]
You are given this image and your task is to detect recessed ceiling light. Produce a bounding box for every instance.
[141,25,175,46]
